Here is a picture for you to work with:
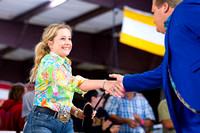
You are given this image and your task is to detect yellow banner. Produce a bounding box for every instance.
[120,6,165,56]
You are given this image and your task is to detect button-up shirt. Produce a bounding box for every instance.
[105,93,155,133]
[33,52,86,112]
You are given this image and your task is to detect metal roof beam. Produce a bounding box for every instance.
[0,46,15,57]
[66,6,111,26]
[12,1,51,22]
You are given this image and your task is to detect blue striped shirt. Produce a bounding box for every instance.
[104,93,155,133]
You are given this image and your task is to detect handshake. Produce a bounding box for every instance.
[102,74,125,98]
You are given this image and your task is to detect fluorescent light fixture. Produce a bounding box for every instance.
[50,0,67,8]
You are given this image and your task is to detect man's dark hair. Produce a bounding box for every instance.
[155,0,182,8]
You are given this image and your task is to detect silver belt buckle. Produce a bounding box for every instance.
[57,110,70,123]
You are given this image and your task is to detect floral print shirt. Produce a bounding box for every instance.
[33,52,86,112]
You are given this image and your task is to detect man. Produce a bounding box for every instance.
[104,92,155,133]
[158,99,175,133]
[110,0,200,132]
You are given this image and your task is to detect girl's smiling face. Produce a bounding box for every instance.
[48,28,72,59]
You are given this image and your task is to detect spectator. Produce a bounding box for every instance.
[0,84,25,133]
[25,80,35,92]
[22,81,35,120]
[158,99,175,133]
[74,90,121,133]
[105,92,155,133]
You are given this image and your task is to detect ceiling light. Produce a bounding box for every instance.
[50,0,67,8]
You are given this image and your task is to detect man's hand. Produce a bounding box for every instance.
[125,118,140,128]
[109,74,124,90]
[133,114,142,124]
[103,80,124,97]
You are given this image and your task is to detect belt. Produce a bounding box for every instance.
[34,106,70,123]
[35,106,58,117]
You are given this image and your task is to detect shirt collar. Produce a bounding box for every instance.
[50,51,71,65]
[164,15,171,29]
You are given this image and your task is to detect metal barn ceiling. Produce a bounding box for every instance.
[0,0,152,61]
[0,0,163,83]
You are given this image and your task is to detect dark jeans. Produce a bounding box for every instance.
[23,109,74,133]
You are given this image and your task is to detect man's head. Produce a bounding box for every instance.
[152,0,182,34]
[124,92,136,100]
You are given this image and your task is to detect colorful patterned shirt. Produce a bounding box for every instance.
[104,93,155,133]
[33,52,86,112]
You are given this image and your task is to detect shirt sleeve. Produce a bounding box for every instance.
[104,96,119,115]
[39,60,87,95]
[158,100,170,122]
[123,62,163,92]
[69,75,88,95]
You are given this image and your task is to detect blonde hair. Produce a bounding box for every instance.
[30,23,72,82]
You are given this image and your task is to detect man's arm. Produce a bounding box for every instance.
[110,62,164,92]
[133,114,154,128]
[161,119,174,129]
[143,119,154,128]
[158,99,174,130]
[109,114,140,128]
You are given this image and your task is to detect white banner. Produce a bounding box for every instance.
[120,6,165,56]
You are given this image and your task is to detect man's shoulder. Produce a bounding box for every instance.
[158,99,167,109]
[181,0,200,5]
[23,90,35,98]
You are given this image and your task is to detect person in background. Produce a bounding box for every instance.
[158,99,175,133]
[25,80,35,92]
[22,81,35,120]
[0,84,25,133]
[104,91,155,133]
[23,23,124,133]
[74,90,121,133]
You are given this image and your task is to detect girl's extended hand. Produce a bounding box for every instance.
[103,80,124,97]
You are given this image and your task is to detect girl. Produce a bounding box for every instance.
[23,23,124,133]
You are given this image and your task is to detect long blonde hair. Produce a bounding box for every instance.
[30,23,72,82]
